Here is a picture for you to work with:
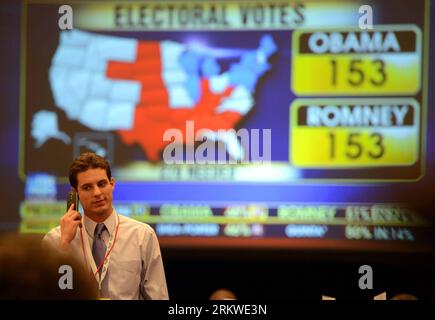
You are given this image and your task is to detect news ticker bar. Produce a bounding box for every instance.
[153,223,420,241]
[20,202,425,224]
[19,219,426,242]
[19,201,432,241]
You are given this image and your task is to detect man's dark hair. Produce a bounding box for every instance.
[68,152,112,189]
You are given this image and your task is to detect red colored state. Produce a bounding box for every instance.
[106,41,243,162]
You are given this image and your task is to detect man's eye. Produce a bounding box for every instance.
[99,181,107,187]
[82,186,91,191]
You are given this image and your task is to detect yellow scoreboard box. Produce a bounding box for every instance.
[290,99,420,168]
[292,25,422,95]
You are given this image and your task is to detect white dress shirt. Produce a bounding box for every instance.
[42,209,169,300]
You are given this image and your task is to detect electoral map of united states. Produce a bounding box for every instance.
[40,30,277,162]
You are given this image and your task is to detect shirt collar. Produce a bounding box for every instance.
[83,208,116,238]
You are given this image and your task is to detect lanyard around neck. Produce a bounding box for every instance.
[79,214,120,290]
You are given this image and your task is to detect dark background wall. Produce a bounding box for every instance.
[162,247,435,300]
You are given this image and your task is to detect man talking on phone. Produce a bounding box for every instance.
[42,152,169,300]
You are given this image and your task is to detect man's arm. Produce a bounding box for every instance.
[140,228,169,300]
[41,204,81,254]
[41,227,61,251]
[59,203,82,251]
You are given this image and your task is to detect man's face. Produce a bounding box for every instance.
[76,168,114,219]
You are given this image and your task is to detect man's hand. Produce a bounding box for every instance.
[59,203,82,251]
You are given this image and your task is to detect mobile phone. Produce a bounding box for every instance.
[67,189,79,213]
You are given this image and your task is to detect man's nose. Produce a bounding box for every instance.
[93,186,102,197]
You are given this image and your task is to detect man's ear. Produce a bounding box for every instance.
[110,177,115,189]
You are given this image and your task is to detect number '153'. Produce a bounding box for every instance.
[328,132,385,159]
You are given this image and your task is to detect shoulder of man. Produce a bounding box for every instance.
[118,214,157,236]
[41,226,82,258]
[41,225,62,248]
